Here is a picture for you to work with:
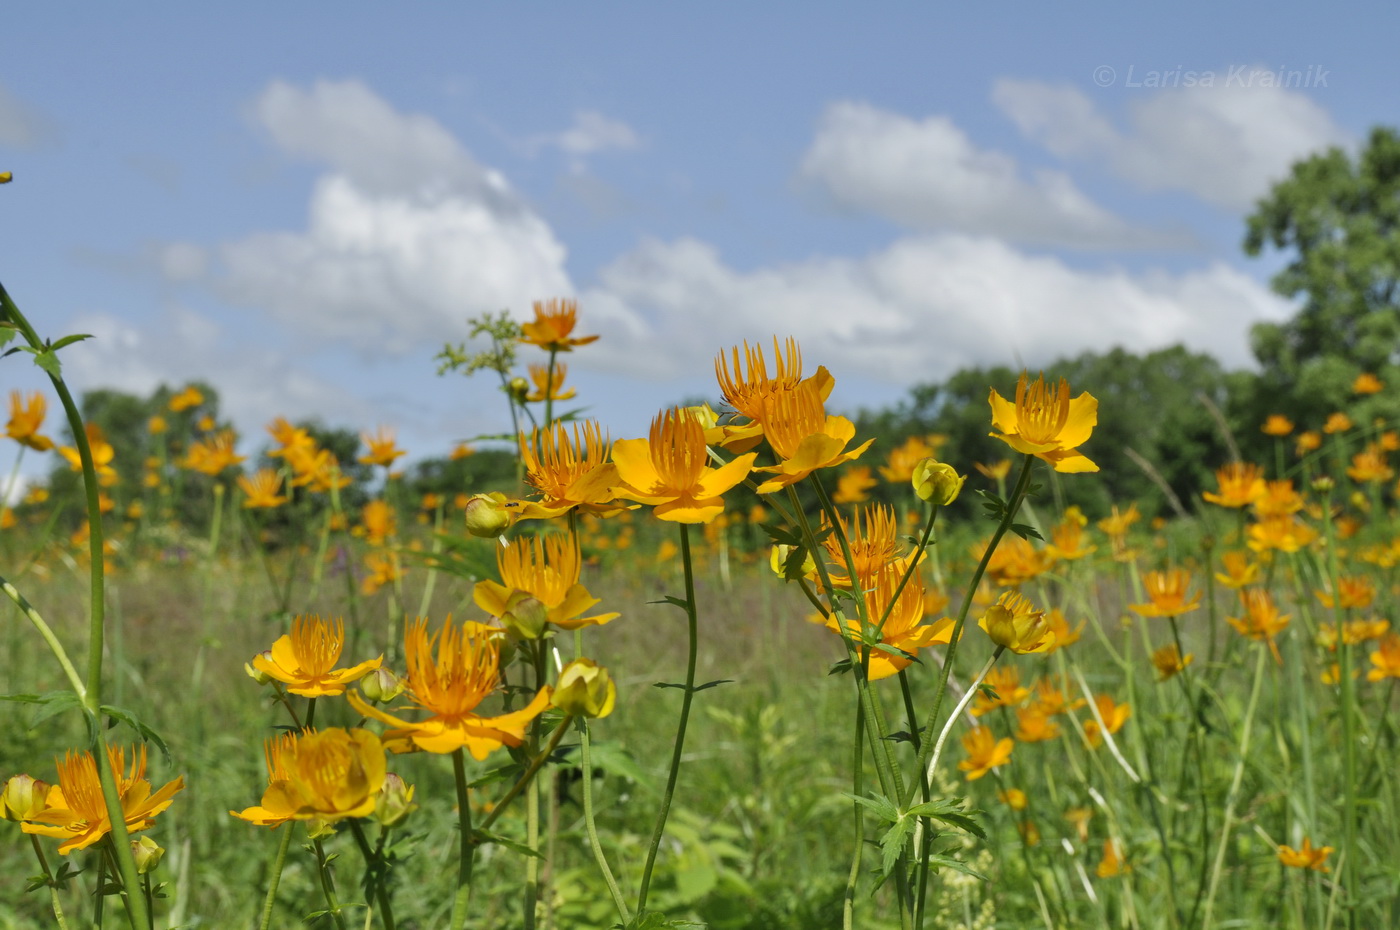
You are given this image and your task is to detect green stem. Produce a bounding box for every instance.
[29,833,69,930]
[312,836,349,930]
[1,575,87,698]
[579,718,631,924]
[637,523,701,912]
[450,748,475,929]
[844,687,865,930]
[256,824,296,930]
[349,819,396,930]
[477,715,572,833]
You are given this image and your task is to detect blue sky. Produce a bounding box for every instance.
[2,3,1392,482]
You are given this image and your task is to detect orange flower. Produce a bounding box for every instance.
[359,499,397,545]
[972,666,1030,716]
[1295,431,1322,455]
[751,380,872,493]
[1014,706,1060,742]
[473,534,619,633]
[1226,589,1290,644]
[1252,480,1305,518]
[1367,633,1400,681]
[988,372,1098,473]
[1096,838,1129,878]
[1323,412,1352,434]
[820,505,907,589]
[168,385,204,412]
[230,728,386,828]
[358,426,406,467]
[520,298,598,352]
[831,465,878,504]
[958,726,1013,781]
[878,434,935,483]
[1043,609,1083,652]
[348,618,551,757]
[1278,837,1333,872]
[516,420,621,520]
[1247,515,1317,554]
[252,615,382,697]
[1202,462,1265,508]
[57,423,118,487]
[975,459,1013,481]
[1353,372,1384,395]
[1347,447,1393,483]
[1083,695,1130,748]
[979,591,1055,654]
[22,745,184,854]
[238,469,287,508]
[525,362,577,402]
[980,533,1056,587]
[5,391,54,451]
[181,429,245,477]
[1130,569,1201,617]
[1047,506,1096,561]
[1151,644,1193,680]
[715,337,832,431]
[823,566,946,680]
[1315,575,1376,610]
[612,408,756,523]
[1261,415,1294,436]
[1215,551,1260,589]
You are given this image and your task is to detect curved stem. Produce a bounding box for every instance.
[256,824,296,930]
[29,834,69,930]
[637,523,700,912]
[1,575,87,698]
[312,836,349,930]
[579,718,631,924]
[349,818,396,930]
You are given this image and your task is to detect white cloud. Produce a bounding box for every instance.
[993,76,1349,211]
[182,80,573,352]
[798,101,1180,248]
[544,110,640,157]
[579,234,1294,387]
[0,84,55,148]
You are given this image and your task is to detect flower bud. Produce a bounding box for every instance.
[0,774,49,821]
[0,172,11,184]
[769,544,814,580]
[245,651,273,685]
[131,836,164,874]
[979,591,1055,654]
[374,773,417,827]
[552,658,617,719]
[463,493,516,539]
[500,592,549,640]
[1311,475,1335,492]
[912,458,965,505]
[359,667,406,703]
[507,376,530,404]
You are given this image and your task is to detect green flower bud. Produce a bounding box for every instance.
[501,592,549,640]
[374,773,417,828]
[359,667,406,703]
[912,458,966,505]
[245,651,273,685]
[507,376,530,404]
[0,774,49,822]
[463,493,516,539]
[552,658,617,719]
[131,836,164,874]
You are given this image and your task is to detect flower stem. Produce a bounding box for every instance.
[312,835,349,930]
[450,748,475,929]
[349,818,396,930]
[637,522,700,912]
[579,717,631,924]
[29,833,69,930]
[256,824,296,930]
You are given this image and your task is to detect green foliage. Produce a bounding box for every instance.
[1244,125,1400,425]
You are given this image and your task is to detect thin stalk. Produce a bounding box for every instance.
[29,834,69,930]
[449,748,475,929]
[844,687,865,930]
[637,523,701,912]
[578,718,631,924]
[349,818,396,930]
[1,576,87,697]
[256,824,297,930]
[312,836,349,930]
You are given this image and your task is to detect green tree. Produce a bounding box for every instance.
[1244,126,1400,427]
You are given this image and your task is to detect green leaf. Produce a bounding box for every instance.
[653,679,732,693]
[843,792,899,824]
[827,659,853,676]
[878,815,916,878]
[100,704,172,762]
[619,911,707,930]
[31,349,60,378]
[761,522,803,547]
[468,764,521,790]
[908,798,988,839]
[648,595,692,612]
[0,325,16,350]
[48,333,93,351]
[927,851,990,882]
[472,829,542,859]
[0,690,84,729]
[1009,523,1043,541]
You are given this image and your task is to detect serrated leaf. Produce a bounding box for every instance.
[879,815,916,878]
[760,522,802,547]
[828,659,853,676]
[908,799,987,839]
[468,764,520,790]
[17,691,84,728]
[882,730,916,744]
[100,704,171,762]
[31,350,60,378]
[781,546,809,580]
[583,742,656,791]
[927,851,990,881]
[1010,523,1043,541]
[844,792,899,823]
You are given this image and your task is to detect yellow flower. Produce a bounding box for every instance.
[612,408,756,523]
[1042,610,1083,653]
[0,774,51,822]
[831,465,878,504]
[1047,507,1096,561]
[359,499,397,545]
[348,617,551,757]
[1261,415,1294,436]
[525,362,577,402]
[820,505,910,590]
[1347,447,1393,483]
[998,788,1028,811]
[22,745,184,854]
[520,298,598,352]
[751,380,872,493]
[358,426,406,467]
[1014,706,1060,742]
[231,728,386,828]
[911,458,965,505]
[552,659,617,719]
[975,459,1013,481]
[1315,575,1376,610]
[1323,412,1352,434]
[972,666,1030,716]
[1215,551,1260,589]
[1083,694,1131,748]
[1295,431,1322,455]
[1202,462,1266,508]
[168,385,204,412]
[57,423,118,486]
[516,420,621,520]
[252,615,382,698]
[979,591,1055,654]
[1096,838,1129,878]
[715,337,832,431]
[181,429,245,476]
[1130,569,1201,618]
[451,441,475,459]
[462,492,517,538]
[958,726,1013,781]
[1367,633,1400,681]
[988,372,1098,473]
[879,434,936,483]
[6,391,54,451]
[361,551,403,596]
[823,566,946,680]
[238,469,287,508]
[1353,372,1384,395]
[473,534,619,632]
[1227,589,1290,643]
[1278,836,1333,872]
[1151,644,1193,680]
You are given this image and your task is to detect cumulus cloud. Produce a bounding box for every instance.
[536,110,640,157]
[176,80,573,352]
[798,101,1181,248]
[993,76,1350,211]
[579,234,1293,386]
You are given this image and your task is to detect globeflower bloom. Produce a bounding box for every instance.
[1130,569,1201,617]
[1151,644,1193,681]
[822,566,948,680]
[979,591,1055,654]
[751,380,873,493]
[473,534,619,633]
[231,728,386,828]
[349,618,551,757]
[525,362,576,402]
[168,385,204,412]
[252,615,383,698]
[22,745,184,854]
[358,426,406,467]
[1315,575,1376,610]
[1226,590,1290,642]
[1202,462,1266,508]
[6,391,54,451]
[1261,415,1294,436]
[1083,694,1131,748]
[520,298,598,352]
[181,429,245,476]
[238,469,287,509]
[1278,837,1333,872]
[516,420,621,519]
[958,726,1013,781]
[1353,372,1384,395]
[612,408,756,523]
[988,372,1098,473]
